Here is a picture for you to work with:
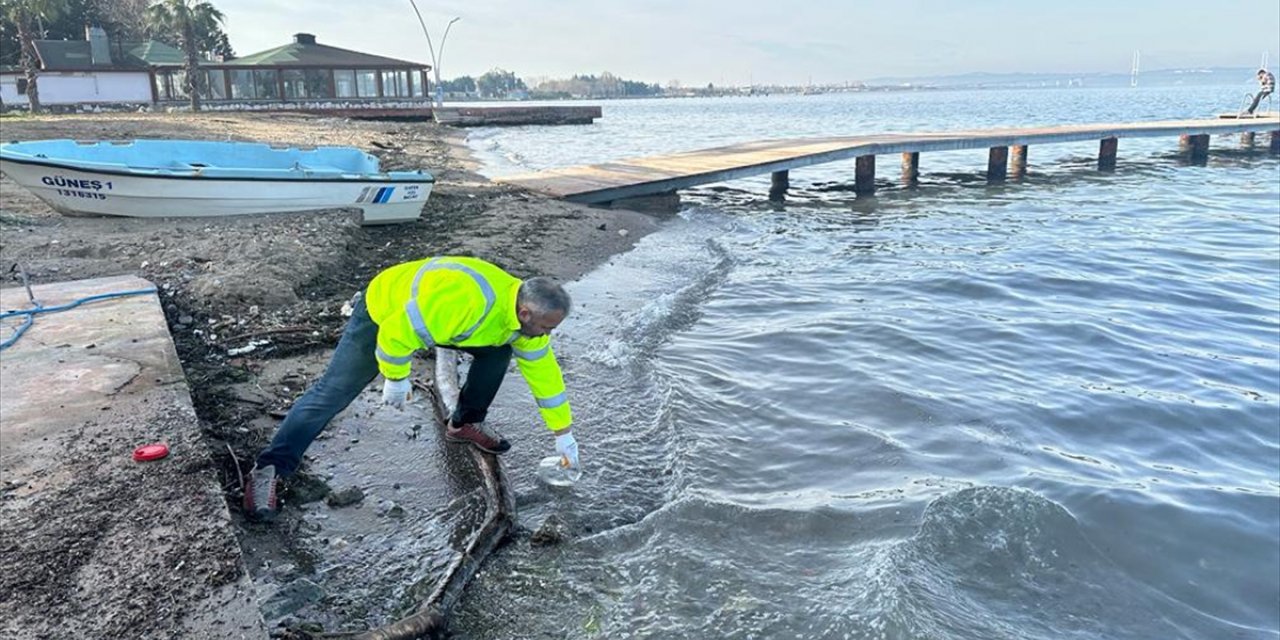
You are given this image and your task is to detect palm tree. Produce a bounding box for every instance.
[1,0,67,113]
[145,0,224,112]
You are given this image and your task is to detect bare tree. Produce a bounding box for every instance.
[92,0,148,41]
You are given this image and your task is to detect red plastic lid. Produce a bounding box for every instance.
[132,443,170,462]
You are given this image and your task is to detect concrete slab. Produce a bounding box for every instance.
[0,275,268,639]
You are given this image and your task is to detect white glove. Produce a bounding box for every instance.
[382,377,411,408]
[555,431,579,469]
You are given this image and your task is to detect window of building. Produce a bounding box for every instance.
[356,70,377,97]
[381,70,399,97]
[17,77,28,95]
[304,69,332,99]
[203,69,227,100]
[229,69,254,99]
[410,72,423,97]
[396,71,410,97]
[255,69,280,100]
[282,69,305,99]
[334,70,356,98]
[152,73,168,100]
[170,70,189,99]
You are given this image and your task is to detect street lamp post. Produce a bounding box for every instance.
[407,0,459,108]
[436,17,460,107]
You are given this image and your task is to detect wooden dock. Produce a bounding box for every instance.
[302,105,602,125]
[432,105,602,126]
[273,104,599,124]
[497,114,1280,203]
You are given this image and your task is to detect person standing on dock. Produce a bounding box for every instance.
[242,256,579,522]
[1245,68,1274,115]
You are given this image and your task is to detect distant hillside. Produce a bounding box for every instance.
[864,67,1263,89]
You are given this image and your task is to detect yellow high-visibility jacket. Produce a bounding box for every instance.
[365,257,571,431]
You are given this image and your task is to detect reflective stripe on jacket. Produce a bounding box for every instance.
[364,257,571,431]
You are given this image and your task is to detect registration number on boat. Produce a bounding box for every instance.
[41,175,113,200]
[52,188,108,200]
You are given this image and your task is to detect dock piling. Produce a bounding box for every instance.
[1241,132,1256,148]
[1180,134,1210,163]
[1271,130,1280,154]
[1098,137,1118,172]
[855,155,876,195]
[769,170,789,200]
[1011,145,1028,180]
[901,152,920,187]
[987,146,1009,183]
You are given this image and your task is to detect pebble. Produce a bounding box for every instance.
[377,500,405,518]
[531,514,570,546]
[326,486,364,508]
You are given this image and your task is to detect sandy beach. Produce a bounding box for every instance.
[0,111,660,638]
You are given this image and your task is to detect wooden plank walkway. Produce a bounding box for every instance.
[497,114,1280,203]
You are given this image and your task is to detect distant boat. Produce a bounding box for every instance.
[0,139,434,225]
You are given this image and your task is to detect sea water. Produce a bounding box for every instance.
[457,85,1279,639]
[537,455,584,487]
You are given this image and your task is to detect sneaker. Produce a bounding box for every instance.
[445,421,511,454]
[243,464,280,522]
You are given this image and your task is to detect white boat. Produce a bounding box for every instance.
[0,139,434,225]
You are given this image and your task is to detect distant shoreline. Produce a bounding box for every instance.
[448,78,1259,105]
[448,65,1267,102]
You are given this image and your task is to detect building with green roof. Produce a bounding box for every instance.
[129,41,187,67]
[0,26,167,107]
[2,29,431,110]
[154,33,432,105]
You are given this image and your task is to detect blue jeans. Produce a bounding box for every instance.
[254,296,513,477]
[1247,89,1272,114]
[255,296,382,477]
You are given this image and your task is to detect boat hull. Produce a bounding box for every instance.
[0,156,432,225]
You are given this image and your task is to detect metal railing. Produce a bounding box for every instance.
[1239,91,1276,117]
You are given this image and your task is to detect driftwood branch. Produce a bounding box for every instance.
[225,443,244,493]
[222,326,323,343]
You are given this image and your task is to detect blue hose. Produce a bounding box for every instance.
[0,288,159,351]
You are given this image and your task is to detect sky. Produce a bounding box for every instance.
[214,0,1280,86]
